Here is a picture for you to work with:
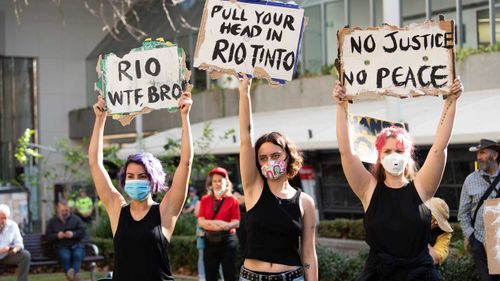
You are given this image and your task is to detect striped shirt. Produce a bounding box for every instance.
[458,168,500,243]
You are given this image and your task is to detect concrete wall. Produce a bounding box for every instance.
[0,0,105,147]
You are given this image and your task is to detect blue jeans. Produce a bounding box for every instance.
[57,244,84,273]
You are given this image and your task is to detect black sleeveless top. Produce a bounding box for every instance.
[245,182,303,266]
[113,204,173,281]
[364,181,431,258]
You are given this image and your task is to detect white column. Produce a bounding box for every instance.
[383,0,403,122]
[136,115,144,152]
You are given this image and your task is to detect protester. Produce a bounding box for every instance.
[88,88,193,281]
[46,201,86,281]
[332,78,462,280]
[0,204,30,281]
[238,75,318,281]
[426,197,453,266]
[197,167,240,281]
[458,138,500,281]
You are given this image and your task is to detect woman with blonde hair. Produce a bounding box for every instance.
[426,197,453,266]
[197,167,240,281]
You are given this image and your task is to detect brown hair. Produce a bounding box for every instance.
[255,132,303,179]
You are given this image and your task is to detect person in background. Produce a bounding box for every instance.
[0,204,30,281]
[46,201,87,281]
[458,138,500,281]
[74,189,94,224]
[198,167,240,281]
[183,186,200,215]
[426,197,453,266]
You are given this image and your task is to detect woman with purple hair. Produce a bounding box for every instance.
[88,91,193,281]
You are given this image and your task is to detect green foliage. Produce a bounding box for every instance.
[317,246,365,281]
[90,213,113,239]
[103,145,125,168]
[439,255,479,281]
[456,43,500,62]
[159,122,236,184]
[450,222,464,242]
[90,237,114,267]
[172,213,197,236]
[318,219,366,240]
[168,235,198,275]
[14,128,42,165]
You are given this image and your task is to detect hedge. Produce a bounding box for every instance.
[318,219,464,242]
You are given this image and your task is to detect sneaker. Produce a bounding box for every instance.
[74,272,80,281]
[66,268,75,281]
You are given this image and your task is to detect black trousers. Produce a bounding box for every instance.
[204,234,238,281]
[470,234,500,281]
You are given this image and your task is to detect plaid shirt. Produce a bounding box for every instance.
[458,167,500,243]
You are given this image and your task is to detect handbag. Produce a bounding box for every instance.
[204,198,228,244]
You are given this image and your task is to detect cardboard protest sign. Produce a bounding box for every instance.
[484,198,500,274]
[194,0,305,86]
[96,39,190,125]
[349,115,408,163]
[337,19,455,99]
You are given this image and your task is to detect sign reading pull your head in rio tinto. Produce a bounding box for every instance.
[194,0,306,86]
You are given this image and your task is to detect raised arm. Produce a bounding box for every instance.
[415,78,462,201]
[88,95,126,236]
[238,75,263,206]
[161,91,194,237]
[333,81,376,209]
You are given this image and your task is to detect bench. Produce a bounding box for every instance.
[0,233,105,281]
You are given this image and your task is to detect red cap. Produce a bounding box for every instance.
[208,167,228,178]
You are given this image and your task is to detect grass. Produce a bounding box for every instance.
[0,272,194,281]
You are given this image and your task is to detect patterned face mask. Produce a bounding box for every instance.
[260,160,287,180]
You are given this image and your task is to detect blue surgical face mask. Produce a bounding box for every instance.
[124,179,151,201]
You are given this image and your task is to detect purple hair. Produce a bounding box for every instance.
[118,153,167,193]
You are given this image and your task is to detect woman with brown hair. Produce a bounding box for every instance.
[238,75,318,281]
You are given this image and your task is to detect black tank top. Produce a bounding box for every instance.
[113,204,173,281]
[364,181,431,258]
[245,182,303,266]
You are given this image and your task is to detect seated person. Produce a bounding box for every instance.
[46,201,86,281]
[0,204,31,281]
[426,197,453,265]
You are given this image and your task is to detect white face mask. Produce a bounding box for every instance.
[214,188,227,198]
[381,152,409,176]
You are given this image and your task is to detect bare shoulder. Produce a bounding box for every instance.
[299,192,316,212]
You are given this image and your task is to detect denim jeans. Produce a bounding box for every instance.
[56,243,84,273]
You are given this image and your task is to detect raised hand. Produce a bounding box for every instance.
[178,91,193,115]
[92,94,108,118]
[332,80,348,106]
[237,73,252,95]
[447,78,463,100]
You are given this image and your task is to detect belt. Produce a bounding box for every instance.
[240,267,304,281]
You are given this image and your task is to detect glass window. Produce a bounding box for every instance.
[326,1,345,66]
[477,8,500,47]
[302,5,324,74]
[0,57,37,182]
